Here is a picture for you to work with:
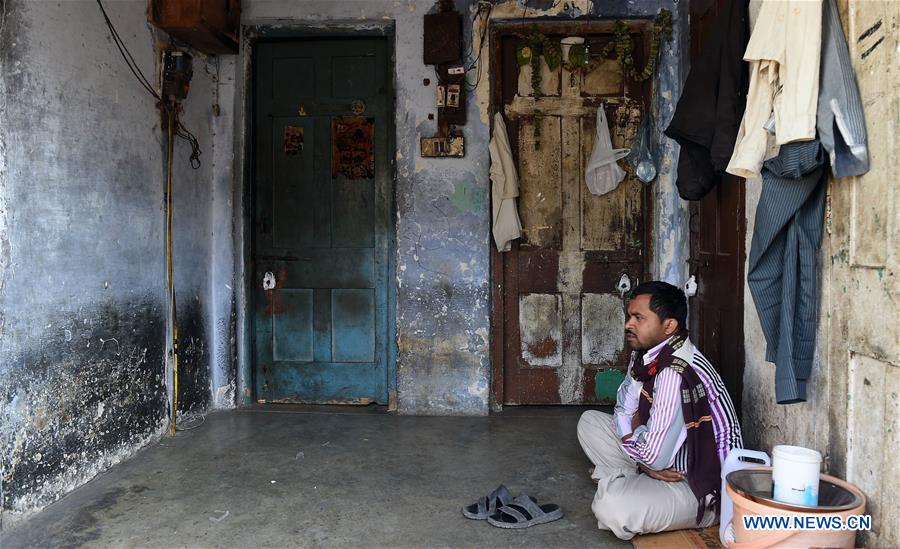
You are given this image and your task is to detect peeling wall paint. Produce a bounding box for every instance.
[210,57,238,410]
[0,0,222,521]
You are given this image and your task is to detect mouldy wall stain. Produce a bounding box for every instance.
[176,301,211,413]
[0,0,217,520]
[1,299,168,514]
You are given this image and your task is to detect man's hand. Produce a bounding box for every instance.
[621,414,640,441]
[638,463,685,482]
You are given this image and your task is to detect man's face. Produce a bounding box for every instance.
[624,294,674,351]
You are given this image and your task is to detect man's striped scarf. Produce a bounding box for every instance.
[632,331,720,524]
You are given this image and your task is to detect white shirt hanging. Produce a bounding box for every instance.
[490,112,523,252]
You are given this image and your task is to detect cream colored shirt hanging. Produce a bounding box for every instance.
[490,112,523,252]
[727,0,823,179]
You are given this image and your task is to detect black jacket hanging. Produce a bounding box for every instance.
[665,0,749,200]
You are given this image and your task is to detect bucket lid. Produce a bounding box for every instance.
[773,445,822,463]
[727,468,862,512]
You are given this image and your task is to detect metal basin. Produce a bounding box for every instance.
[726,468,863,512]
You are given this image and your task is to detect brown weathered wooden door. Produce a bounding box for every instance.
[687,0,746,416]
[491,23,651,405]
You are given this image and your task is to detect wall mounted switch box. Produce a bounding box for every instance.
[162,50,193,100]
[423,7,461,64]
[421,136,465,158]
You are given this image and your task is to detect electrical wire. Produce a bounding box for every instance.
[465,1,494,91]
[174,107,202,169]
[165,104,181,435]
[96,0,159,100]
[96,0,201,169]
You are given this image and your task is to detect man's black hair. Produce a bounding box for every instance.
[630,281,687,330]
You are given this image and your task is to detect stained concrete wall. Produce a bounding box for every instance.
[741,1,899,546]
[238,0,688,415]
[0,0,226,521]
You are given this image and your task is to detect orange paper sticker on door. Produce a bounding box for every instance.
[283,125,304,155]
[332,117,375,179]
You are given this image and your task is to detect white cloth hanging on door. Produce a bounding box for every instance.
[490,112,523,252]
[585,106,630,196]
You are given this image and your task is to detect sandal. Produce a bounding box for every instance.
[487,495,563,529]
[462,484,514,520]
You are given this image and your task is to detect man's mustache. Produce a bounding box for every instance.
[625,330,636,337]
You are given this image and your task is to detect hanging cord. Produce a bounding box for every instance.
[165,103,181,435]
[465,1,494,91]
[95,0,201,169]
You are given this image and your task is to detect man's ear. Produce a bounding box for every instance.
[663,318,678,336]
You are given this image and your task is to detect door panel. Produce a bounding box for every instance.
[331,289,375,363]
[492,23,651,405]
[519,293,563,367]
[253,39,391,404]
[688,0,746,417]
[272,289,314,362]
[517,116,563,248]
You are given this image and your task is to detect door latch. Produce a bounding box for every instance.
[262,271,276,290]
[684,275,698,297]
[617,273,632,297]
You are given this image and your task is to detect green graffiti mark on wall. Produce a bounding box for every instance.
[450,181,486,214]
[595,368,626,402]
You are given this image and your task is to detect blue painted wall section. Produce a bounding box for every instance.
[0,0,221,520]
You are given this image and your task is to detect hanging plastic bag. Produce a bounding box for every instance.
[585,106,630,196]
[625,113,658,184]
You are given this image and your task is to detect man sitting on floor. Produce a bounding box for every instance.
[577,281,742,540]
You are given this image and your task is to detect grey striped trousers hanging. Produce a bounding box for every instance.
[748,139,827,404]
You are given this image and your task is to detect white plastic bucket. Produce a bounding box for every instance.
[772,445,821,506]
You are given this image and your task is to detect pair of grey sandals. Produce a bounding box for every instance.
[462,484,563,528]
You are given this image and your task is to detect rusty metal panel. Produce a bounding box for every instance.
[517,115,562,248]
[580,111,644,251]
[519,293,562,367]
[581,293,625,366]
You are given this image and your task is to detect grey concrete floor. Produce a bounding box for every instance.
[2,405,629,549]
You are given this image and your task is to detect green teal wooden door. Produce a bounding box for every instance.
[253,39,392,404]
